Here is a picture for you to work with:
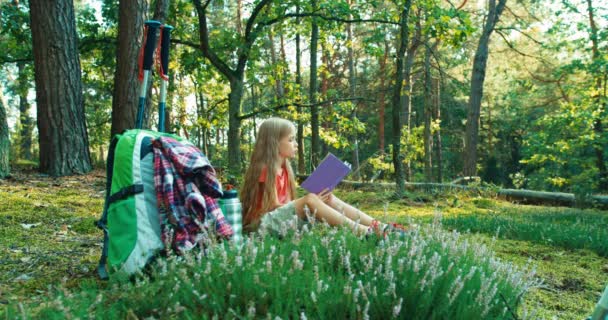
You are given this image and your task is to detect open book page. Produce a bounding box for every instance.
[300,153,351,194]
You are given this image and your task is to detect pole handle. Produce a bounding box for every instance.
[159,25,174,79]
[142,20,162,71]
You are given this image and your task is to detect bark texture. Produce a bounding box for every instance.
[29,0,92,176]
[111,0,147,136]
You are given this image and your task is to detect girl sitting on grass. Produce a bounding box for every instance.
[240,117,404,236]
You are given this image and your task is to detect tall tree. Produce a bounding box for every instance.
[29,0,92,176]
[295,2,306,174]
[309,0,321,167]
[110,0,147,137]
[402,13,422,181]
[0,86,9,178]
[423,34,433,182]
[463,0,507,177]
[433,77,443,182]
[347,0,361,180]
[391,0,413,195]
[194,0,275,174]
[378,39,388,153]
[585,0,608,191]
[2,1,33,160]
[16,62,33,160]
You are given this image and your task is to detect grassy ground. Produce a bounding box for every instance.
[0,170,606,319]
[334,187,608,319]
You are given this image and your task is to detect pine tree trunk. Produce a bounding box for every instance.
[586,0,608,191]
[433,77,443,183]
[0,88,10,178]
[464,0,506,177]
[378,40,388,153]
[295,4,305,174]
[268,27,282,101]
[111,0,147,136]
[402,27,420,181]
[347,0,361,180]
[391,0,413,195]
[17,62,33,160]
[30,0,92,176]
[309,0,321,167]
[423,35,433,182]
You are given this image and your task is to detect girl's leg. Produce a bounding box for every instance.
[328,196,377,227]
[293,194,368,234]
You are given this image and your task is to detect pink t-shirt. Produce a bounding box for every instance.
[257,165,290,210]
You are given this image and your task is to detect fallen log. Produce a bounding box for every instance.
[336,180,608,208]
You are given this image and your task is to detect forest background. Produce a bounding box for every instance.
[0,0,606,197]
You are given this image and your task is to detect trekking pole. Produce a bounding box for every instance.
[136,20,162,129]
[157,24,173,133]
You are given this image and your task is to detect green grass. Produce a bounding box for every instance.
[1,174,607,319]
[6,226,535,319]
[440,206,608,256]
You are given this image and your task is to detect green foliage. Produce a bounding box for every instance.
[442,203,608,257]
[2,173,607,319]
[0,2,32,62]
[520,101,604,194]
[10,225,535,319]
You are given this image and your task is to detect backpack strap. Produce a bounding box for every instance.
[107,184,144,203]
[95,136,119,280]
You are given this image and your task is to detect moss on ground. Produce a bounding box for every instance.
[1,173,606,319]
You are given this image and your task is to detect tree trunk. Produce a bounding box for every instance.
[423,35,433,182]
[309,0,320,167]
[0,87,9,178]
[295,4,305,174]
[29,0,92,176]
[391,0,413,195]
[433,77,443,183]
[110,0,146,137]
[378,40,388,153]
[153,0,169,21]
[194,0,273,174]
[320,43,329,158]
[268,27,282,101]
[402,30,421,182]
[17,62,33,160]
[464,0,507,177]
[279,32,289,97]
[228,78,244,173]
[347,0,361,180]
[402,21,421,181]
[586,0,608,191]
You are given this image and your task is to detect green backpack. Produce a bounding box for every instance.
[96,129,189,279]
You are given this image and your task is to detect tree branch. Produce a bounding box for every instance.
[239,0,274,73]
[193,0,236,81]
[0,56,32,64]
[495,30,545,61]
[207,98,228,113]
[258,12,400,29]
[171,38,201,50]
[237,97,375,120]
[495,26,543,45]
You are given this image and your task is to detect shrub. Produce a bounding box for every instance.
[12,224,537,319]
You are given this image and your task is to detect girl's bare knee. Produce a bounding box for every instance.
[304,193,319,203]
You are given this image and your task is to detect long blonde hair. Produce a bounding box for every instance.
[241,118,297,230]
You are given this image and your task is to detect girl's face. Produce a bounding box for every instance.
[278,130,298,159]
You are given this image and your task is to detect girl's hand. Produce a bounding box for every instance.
[317,188,333,205]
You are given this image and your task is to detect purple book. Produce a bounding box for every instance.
[301,153,351,194]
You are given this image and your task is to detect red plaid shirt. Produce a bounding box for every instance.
[153,136,233,253]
